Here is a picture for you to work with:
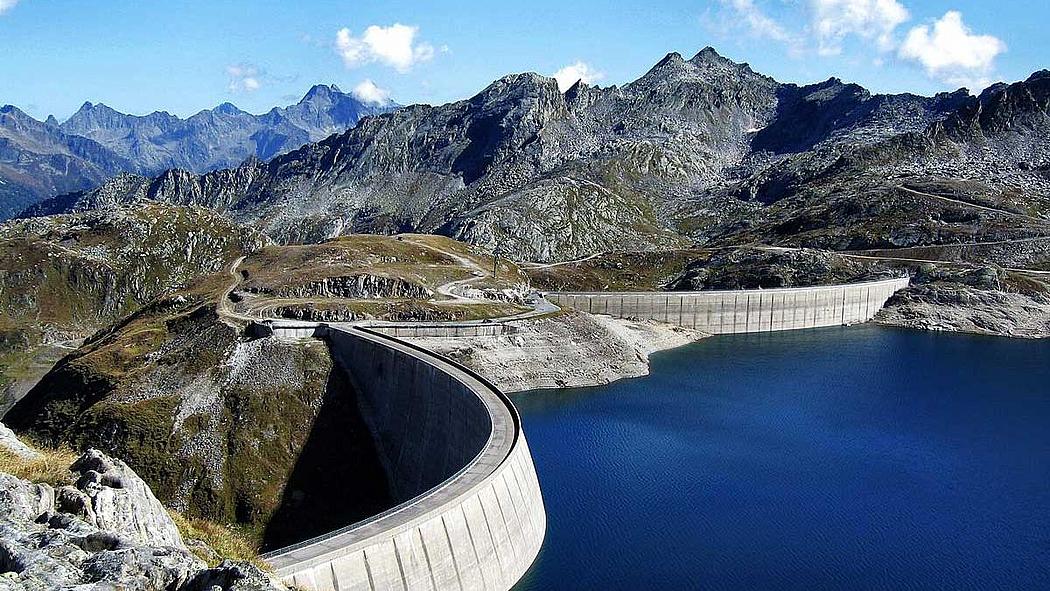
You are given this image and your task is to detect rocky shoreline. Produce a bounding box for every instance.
[876,284,1050,339]
[407,311,707,393]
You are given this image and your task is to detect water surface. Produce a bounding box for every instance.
[512,326,1050,590]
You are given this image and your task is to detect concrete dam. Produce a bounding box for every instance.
[546,277,910,334]
[254,277,909,590]
[257,324,546,591]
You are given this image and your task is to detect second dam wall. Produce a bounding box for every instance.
[547,277,910,334]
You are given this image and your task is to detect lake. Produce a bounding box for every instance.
[512,326,1050,590]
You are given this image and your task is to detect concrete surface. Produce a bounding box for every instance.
[261,325,546,591]
[546,277,910,334]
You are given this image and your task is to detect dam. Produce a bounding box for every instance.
[546,277,910,334]
[256,324,547,591]
[253,277,911,590]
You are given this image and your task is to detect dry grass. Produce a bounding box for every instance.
[167,510,266,568]
[0,444,78,487]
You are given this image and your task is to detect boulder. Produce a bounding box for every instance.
[0,423,39,461]
[0,449,288,590]
[71,448,185,548]
[0,474,54,523]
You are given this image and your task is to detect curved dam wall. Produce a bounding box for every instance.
[547,276,910,334]
[262,325,546,591]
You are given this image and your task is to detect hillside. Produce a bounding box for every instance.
[1,232,532,548]
[0,204,267,409]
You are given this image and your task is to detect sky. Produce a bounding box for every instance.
[0,0,1046,120]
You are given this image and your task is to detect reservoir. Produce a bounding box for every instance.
[512,326,1050,590]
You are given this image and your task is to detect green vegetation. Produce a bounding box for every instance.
[168,510,266,567]
[0,204,265,399]
[526,249,716,292]
[240,233,527,297]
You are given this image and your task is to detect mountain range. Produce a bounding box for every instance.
[0,85,396,219]
[19,48,1050,262]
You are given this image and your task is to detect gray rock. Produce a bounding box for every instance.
[0,424,39,461]
[0,450,287,591]
[0,474,53,523]
[70,449,185,548]
[81,546,203,591]
[185,560,288,591]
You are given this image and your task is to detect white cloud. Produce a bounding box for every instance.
[552,61,604,92]
[226,63,262,93]
[811,0,910,55]
[899,11,1005,88]
[335,23,435,73]
[351,79,391,105]
[0,0,19,15]
[723,0,796,45]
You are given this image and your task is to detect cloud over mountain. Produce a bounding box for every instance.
[351,79,392,105]
[899,11,1007,88]
[335,23,436,72]
[552,61,604,91]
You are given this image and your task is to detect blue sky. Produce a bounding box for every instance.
[1,0,1046,119]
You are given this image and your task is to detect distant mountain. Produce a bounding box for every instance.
[25,49,1050,261]
[0,105,132,220]
[0,85,396,219]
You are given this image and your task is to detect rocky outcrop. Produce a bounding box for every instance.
[876,265,1050,338]
[0,424,38,461]
[662,248,891,291]
[0,448,286,590]
[878,284,1050,338]
[409,311,707,392]
[70,449,184,548]
[248,274,434,300]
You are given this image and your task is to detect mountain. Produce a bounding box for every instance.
[0,86,396,220]
[24,48,1050,262]
[0,105,132,219]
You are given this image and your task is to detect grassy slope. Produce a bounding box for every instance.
[0,204,265,401]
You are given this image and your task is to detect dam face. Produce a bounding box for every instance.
[262,325,546,591]
[547,277,910,334]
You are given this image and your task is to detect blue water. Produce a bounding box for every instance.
[511,326,1050,591]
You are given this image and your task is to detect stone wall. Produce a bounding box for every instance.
[547,277,909,334]
[262,326,546,591]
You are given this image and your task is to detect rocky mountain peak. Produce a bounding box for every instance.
[62,101,127,131]
[212,102,246,116]
[44,114,59,127]
[689,46,728,66]
[302,84,341,101]
[0,105,42,131]
[655,52,686,67]
[0,104,26,118]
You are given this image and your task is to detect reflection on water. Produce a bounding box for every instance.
[512,326,1050,591]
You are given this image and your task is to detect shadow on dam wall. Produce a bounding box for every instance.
[261,363,394,551]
